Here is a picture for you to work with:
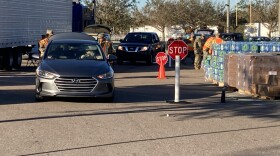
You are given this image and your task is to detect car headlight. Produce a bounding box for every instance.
[118,46,124,51]
[36,69,59,79]
[140,46,148,51]
[97,70,114,79]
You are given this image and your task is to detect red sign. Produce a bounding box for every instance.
[156,52,168,65]
[168,40,188,60]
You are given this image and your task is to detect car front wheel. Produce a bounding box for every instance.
[146,54,153,65]
[35,93,45,102]
[117,58,123,65]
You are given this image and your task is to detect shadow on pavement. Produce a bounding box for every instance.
[0,89,36,105]
[19,124,280,156]
[0,60,279,123]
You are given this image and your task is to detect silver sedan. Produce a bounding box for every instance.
[35,33,116,102]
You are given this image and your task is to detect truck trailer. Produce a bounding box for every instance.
[0,0,73,70]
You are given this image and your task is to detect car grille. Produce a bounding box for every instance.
[55,77,97,93]
[125,46,139,52]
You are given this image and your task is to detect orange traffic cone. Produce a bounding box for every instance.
[157,64,166,79]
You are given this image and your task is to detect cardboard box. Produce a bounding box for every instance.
[224,54,238,88]
[266,75,280,86]
[258,84,280,97]
[236,53,280,94]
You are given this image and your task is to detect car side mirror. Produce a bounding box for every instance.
[120,39,124,43]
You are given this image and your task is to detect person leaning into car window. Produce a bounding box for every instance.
[97,33,113,57]
[97,33,104,45]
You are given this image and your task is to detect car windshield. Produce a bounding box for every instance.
[196,29,214,35]
[123,33,152,43]
[197,31,212,35]
[221,34,243,41]
[272,37,280,41]
[248,37,270,42]
[45,43,104,60]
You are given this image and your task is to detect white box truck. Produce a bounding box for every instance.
[0,0,73,70]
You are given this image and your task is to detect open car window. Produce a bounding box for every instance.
[45,43,104,60]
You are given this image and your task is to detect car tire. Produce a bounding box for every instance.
[13,50,22,70]
[3,50,14,71]
[130,60,136,64]
[35,93,45,102]
[100,94,114,103]
[117,58,123,65]
[106,96,114,102]
[146,54,153,65]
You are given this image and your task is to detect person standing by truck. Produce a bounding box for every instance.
[38,30,53,59]
[39,34,49,59]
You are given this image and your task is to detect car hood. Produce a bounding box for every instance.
[119,43,150,47]
[40,60,110,77]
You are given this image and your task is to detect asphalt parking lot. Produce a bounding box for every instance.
[0,60,280,156]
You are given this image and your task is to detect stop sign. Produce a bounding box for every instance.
[155,52,168,65]
[168,40,188,60]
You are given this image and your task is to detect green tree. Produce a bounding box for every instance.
[170,0,224,32]
[143,0,174,41]
[130,7,148,29]
[253,0,278,37]
[82,0,137,33]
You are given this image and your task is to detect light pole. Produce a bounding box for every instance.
[93,0,96,24]
[226,0,230,33]
[236,4,238,26]
[249,0,252,24]
[278,0,280,35]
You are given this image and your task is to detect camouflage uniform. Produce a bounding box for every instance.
[193,37,203,69]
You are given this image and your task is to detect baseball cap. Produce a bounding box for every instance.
[214,31,220,35]
[97,33,104,39]
[46,29,54,35]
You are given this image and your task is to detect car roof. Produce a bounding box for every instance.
[193,33,211,36]
[249,36,269,38]
[128,32,157,34]
[196,29,214,33]
[197,29,214,31]
[51,39,98,44]
[220,33,242,35]
[49,32,96,42]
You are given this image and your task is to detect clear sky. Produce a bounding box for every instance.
[137,0,238,8]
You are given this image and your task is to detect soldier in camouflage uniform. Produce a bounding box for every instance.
[193,34,204,69]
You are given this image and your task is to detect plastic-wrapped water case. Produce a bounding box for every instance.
[259,43,271,53]
[223,43,230,52]
[235,42,242,53]
[230,42,236,53]
[242,43,250,53]
[250,43,259,53]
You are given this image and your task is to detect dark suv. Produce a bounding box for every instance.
[220,33,244,41]
[116,32,164,64]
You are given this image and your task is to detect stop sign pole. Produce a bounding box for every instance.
[168,40,188,103]
[174,55,181,102]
